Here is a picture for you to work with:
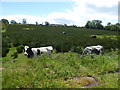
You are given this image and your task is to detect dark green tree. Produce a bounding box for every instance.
[0,19,9,30]
[45,21,49,26]
[22,19,27,24]
[36,21,38,25]
[85,21,91,28]
[85,20,103,29]
[10,20,17,24]
[105,22,120,31]
[1,19,9,24]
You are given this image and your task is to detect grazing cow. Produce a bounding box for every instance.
[24,46,53,58]
[62,31,66,34]
[91,35,97,38]
[82,45,103,55]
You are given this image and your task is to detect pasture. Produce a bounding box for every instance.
[1,24,119,88]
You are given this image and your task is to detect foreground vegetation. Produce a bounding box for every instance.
[2,48,119,88]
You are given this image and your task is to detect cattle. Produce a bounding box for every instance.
[62,31,66,34]
[82,45,103,55]
[24,46,53,58]
[91,35,97,38]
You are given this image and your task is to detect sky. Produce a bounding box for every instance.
[0,0,119,26]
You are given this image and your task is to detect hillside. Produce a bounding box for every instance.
[2,24,119,88]
[2,24,119,56]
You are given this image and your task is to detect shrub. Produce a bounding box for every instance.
[16,45,24,53]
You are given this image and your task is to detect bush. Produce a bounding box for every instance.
[16,45,24,53]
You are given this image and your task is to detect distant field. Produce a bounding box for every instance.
[2,24,119,88]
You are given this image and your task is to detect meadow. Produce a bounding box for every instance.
[1,24,119,88]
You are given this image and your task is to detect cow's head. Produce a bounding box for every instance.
[24,46,34,58]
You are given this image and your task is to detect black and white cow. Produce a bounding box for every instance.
[24,46,53,58]
[82,45,103,55]
[62,31,66,34]
[91,35,97,38]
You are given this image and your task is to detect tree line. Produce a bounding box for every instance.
[85,20,120,31]
[0,18,120,31]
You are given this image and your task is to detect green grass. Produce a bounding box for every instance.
[97,35,119,40]
[2,48,119,88]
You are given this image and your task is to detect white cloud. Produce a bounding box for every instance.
[47,0,118,26]
[47,11,87,26]
[0,15,45,24]
[1,0,119,26]
[70,0,118,25]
